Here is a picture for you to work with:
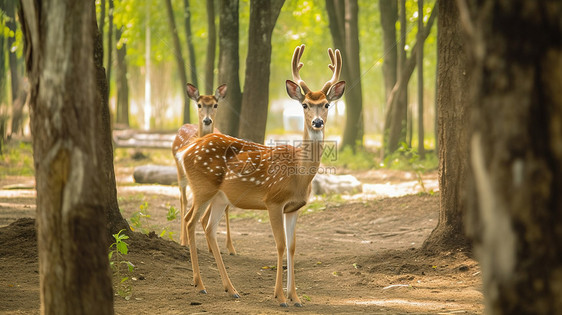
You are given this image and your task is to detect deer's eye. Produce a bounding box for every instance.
[302,104,308,109]
[197,104,202,108]
[214,104,218,108]
[324,103,330,108]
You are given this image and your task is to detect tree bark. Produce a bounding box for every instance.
[216,0,242,137]
[384,1,437,155]
[20,0,114,313]
[164,0,190,124]
[417,0,425,158]
[115,27,129,126]
[204,0,216,95]
[379,0,397,104]
[422,0,469,253]
[237,0,285,143]
[183,0,198,87]
[466,0,562,313]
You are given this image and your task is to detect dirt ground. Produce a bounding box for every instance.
[0,158,483,314]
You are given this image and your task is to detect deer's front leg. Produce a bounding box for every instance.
[284,210,302,307]
[267,204,288,307]
[186,198,212,294]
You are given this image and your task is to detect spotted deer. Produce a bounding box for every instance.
[175,45,345,306]
[171,83,236,255]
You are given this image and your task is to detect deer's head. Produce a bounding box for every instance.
[286,45,345,141]
[186,83,227,135]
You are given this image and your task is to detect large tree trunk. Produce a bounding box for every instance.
[204,0,216,94]
[216,0,242,137]
[466,0,562,313]
[106,0,114,97]
[237,0,285,143]
[417,0,425,158]
[325,0,363,151]
[422,0,469,252]
[384,1,437,155]
[379,0,397,104]
[20,0,114,313]
[115,27,129,126]
[183,0,198,88]
[164,0,190,124]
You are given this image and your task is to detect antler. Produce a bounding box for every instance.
[291,44,311,94]
[321,48,342,94]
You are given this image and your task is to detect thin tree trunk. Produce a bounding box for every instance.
[115,27,129,126]
[92,8,130,236]
[379,0,397,104]
[325,0,363,150]
[6,0,22,135]
[384,0,437,155]
[106,0,114,97]
[340,0,363,150]
[0,25,5,105]
[20,0,114,312]
[238,0,285,143]
[204,0,216,94]
[99,0,105,40]
[216,0,242,136]
[164,0,190,124]
[417,0,425,158]
[422,0,469,252]
[467,0,562,312]
[183,0,198,87]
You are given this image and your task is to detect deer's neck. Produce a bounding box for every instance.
[198,122,214,138]
[297,127,324,175]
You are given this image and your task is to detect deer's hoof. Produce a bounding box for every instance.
[280,303,289,307]
[198,289,207,294]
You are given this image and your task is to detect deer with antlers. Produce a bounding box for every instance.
[171,83,237,255]
[175,45,345,306]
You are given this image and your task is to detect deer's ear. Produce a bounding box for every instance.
[186,83,200,101]
[215,84,227,100]
[286,80,305,102]
[326,81,345,102]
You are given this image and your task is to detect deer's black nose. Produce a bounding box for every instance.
[203,118,212,126]
[312,118,324,129]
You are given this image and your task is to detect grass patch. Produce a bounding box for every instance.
[322,146,377,171]
[382,142,438,173]
[0,141,34,177]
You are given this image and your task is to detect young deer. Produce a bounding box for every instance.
[171,83,236,255]
[176,45,345,306]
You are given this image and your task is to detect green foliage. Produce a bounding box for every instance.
[303,194,345,215]
[129,202,151,234]
[108,229,135,300]
[322,146,377,171]
[0,141,34,177]
[383,142,438,194]
[383,142,437,172]
[128,202,178,240]
[166,205,179,221]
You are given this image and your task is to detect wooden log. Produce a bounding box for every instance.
[133,165,178,185]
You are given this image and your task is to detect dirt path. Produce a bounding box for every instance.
[0,168,483,314]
